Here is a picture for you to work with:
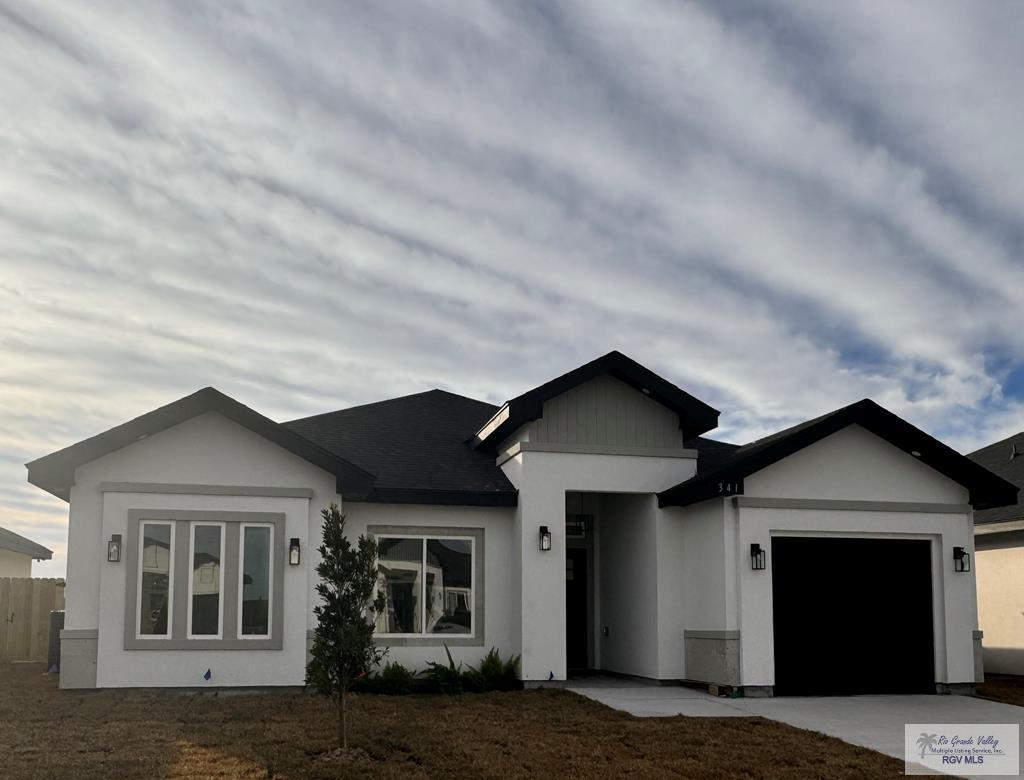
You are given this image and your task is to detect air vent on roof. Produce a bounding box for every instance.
[1012,443,1021,460]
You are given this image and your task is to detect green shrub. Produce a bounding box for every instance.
[350,661,420,695]
[466,647,521,692]
[425,645,464,695]
[353,648,522,696]
[376,661,418,695]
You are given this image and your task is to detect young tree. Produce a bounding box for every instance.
[306,503,387,750]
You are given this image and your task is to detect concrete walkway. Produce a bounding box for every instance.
[568,682,1024,774]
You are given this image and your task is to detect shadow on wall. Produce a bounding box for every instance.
[984,648,1024,676]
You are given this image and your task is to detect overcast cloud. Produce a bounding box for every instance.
[2,1,1023,578]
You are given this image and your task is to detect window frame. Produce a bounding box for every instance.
[368,525,484,647]
[186,521,226,640]
[123,509,285,651]
[135,521,175,640]
[237,522,274,641]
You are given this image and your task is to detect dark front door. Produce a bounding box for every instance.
[566,548,588,672]
[772,536,934,696]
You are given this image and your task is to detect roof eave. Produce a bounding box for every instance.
[357,487,519,507]
[658,399,1020,511]
[25,387,378,501]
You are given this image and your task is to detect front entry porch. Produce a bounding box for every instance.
[562,491,667,680]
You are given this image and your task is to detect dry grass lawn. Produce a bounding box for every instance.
[0,663,903,779]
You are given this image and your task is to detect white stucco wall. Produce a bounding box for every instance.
[597,493,659,678]
[678,501,728,631]
[0,548,33,578]
[655,505,689,679]
[744,425,969,504]
[96,491,314,687]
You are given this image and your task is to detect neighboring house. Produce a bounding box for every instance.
[969,432,1024,674]
[0,526,53,577]
[26,351,1016,694]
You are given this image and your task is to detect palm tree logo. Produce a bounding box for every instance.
[916,733,939,759]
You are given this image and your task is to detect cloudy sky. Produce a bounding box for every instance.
[2,1,1023,578]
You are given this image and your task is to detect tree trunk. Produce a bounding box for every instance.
[339,686,347,750]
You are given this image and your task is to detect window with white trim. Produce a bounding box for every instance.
[138,522,174,638]
[187,523,225,638]
[126,510,285,650]
[238,523,273,638]
[375,535,474,637]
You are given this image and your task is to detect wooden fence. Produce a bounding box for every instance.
[0,578,65,663]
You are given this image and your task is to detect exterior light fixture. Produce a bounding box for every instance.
[750,543,766,571]
[539,526,552,551]
[107,534,122,563]
[289,538,301,565]
[953,546,970,573]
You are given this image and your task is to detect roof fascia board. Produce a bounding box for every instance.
[497,441,699,468]
[976,518,1024,535]
[0,529,53,559]
[359,488,518,507]
[734,496,973,514]
[470,403,510,447]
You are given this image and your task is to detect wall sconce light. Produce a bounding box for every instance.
[539,526,552,552]
[953,546,970,573]
[750,543,766,571]
[289,538,301,565]
[107,534,122,563]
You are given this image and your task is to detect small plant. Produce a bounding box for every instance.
[425,645,464,694]
[466,647,521,692]
[375,661,418,695]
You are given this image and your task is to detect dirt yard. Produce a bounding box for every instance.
[978,673,1024,707]
[0,663,903,779]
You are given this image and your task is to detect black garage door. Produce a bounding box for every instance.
[772,537,934,696]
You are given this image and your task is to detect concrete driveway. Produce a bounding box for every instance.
[569,681,1024,775]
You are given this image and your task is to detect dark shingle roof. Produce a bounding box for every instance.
[661,399,1019,510]
[684,436,741,475]
[968,432,1024,524]
[0,526,52,560]
[284,390,517,506]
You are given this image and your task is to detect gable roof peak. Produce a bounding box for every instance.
[473,350,720,449]
[26,386,376,502]
[660,397,1018,510]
